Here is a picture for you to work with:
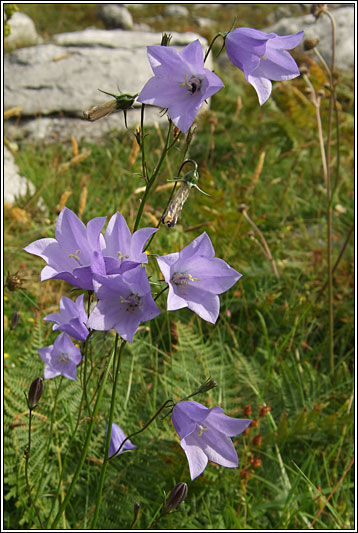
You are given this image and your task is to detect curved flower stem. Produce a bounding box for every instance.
[50,340,118,529]
[133,119,173,232]
[204,32,226,64]
[108,399,174,460]
[91,335,125,529]
[24,408,44,529]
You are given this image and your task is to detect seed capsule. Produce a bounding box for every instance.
[161,166,208,228]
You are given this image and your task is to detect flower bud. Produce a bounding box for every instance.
[161,33,172,46]
[27,377,44,410]
[10,311,20,330]
[163,482,188,514]
[303,37,319,51]
[198,377,217,394]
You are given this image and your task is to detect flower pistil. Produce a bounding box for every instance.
[120,293,142,313]
[172,272,200,288]
[57,352,70,364]
[180,75,202,94]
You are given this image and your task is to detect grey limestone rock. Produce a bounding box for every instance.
[4,11,42,51]
[4,146,35,204]
[4,29,212,143]
[96,4,134,30]
[163,5,189,18]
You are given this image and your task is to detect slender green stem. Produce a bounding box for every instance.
[25,409,44,529]
[108,399,174,460]
[204,32,225,63]
[303,72,335,375]
[45,390,86,528]
[241,208,280,280]
[91,335,125,529]
[133,120,173,232]
[50,341,117,529]
[324,9,337,378]
[318,222,354,296]
[140,103,148,183]
[33,376,62,527]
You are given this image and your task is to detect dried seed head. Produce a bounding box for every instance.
[238,203,249,213]
[310,4,327,19]
[252,434,262,447]
[244,404,252,417]
[259,405,271,417]
[6,271,25,291]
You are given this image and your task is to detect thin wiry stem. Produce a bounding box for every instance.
[91,335,125,529]
[239,206,280,281]
[303,69,335,377]
[24,409,44,529]
[50,340,118,529]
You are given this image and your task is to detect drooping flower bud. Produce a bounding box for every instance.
[27,377,44,410]
[162,482,188,514]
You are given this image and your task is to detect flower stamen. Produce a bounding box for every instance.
[68,249,81,263]
[57,352,69,364]
[117,251,129,261]
[180,74,202,94]
[197,424,209,437]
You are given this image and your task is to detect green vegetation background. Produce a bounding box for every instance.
[4,4,354,530]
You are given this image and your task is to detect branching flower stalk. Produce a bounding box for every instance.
[50,340,118,529]
[21,24,306,529]
[133,117,174,232]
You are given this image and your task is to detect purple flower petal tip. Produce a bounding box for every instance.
[172,400,251,480]
[157,232,241,324]
[137,40,224,133]
[225,27,304,104]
